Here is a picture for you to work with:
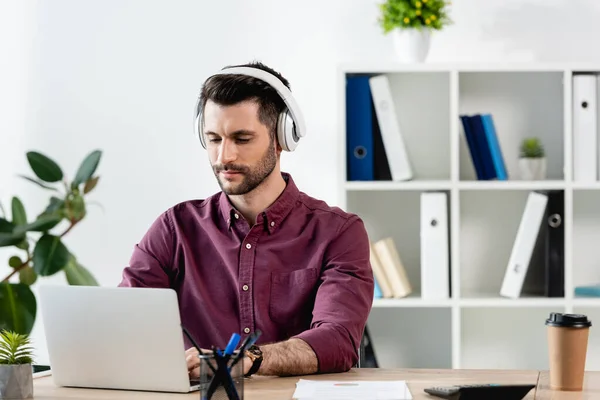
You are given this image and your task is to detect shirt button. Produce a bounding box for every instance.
[245,243,251,249]
[244,327,250,334]
[270,221,275,227]
[242,284,249,291]
[234,213,239,219]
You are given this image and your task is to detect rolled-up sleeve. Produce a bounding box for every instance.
[118,209,175,288]
[293,215,374,373]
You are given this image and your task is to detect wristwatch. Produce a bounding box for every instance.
[244,345,263,377]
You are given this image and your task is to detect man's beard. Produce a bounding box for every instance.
[212,139,277,195]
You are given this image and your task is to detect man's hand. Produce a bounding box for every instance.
[185,347,202,378]
[255,338,318,376]
[185,347,252,378]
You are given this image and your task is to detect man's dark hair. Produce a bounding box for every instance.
[198,61,291,140]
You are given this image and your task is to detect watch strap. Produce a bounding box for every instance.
[244,346,263,377]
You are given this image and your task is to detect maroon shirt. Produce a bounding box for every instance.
[118,173,374,373]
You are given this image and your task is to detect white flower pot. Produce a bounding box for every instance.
[392,28,431,63]
[518,157,547,180]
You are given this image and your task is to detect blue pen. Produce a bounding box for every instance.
[224,333,241,357]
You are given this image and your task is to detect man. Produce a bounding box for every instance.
[118,61,374,378]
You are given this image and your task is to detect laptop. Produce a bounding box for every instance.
[38,285,200,393]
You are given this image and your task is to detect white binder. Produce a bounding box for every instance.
[420,192,450,300]
[368,75,413,181]
[500,192,549,299]
[573,74,598,182]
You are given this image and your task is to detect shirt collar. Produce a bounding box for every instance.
[219,172,299,234]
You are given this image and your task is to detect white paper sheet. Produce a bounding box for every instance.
[292,379,413,400]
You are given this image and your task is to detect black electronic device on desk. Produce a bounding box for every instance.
[424,383,536,400]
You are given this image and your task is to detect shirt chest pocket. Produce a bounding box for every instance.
[269,268,320,333]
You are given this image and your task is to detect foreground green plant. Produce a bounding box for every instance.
[0,330,34,365]
[0,150,101,335]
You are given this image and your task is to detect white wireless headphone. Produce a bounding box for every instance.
[194,66,306,152]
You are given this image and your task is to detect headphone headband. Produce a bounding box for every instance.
[194,66,306,151]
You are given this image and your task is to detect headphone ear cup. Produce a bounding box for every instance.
[195,114,206,149]
[277,111,299,152]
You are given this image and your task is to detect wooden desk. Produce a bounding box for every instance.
[32,368,600,399]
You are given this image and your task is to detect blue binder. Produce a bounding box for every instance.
[481,114,508,180]
[346,76,374,181]
[460,115,485,180]
[470,115,497,180]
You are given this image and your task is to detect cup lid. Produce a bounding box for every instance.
[545,312,592,328]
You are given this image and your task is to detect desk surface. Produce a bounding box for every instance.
[32,368,600,399]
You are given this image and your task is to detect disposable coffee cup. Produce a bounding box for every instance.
[545,312,592,391]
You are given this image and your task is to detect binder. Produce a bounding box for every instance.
[470,115,497,180]
[543,190,565,297]
[420,191,450,300]
[521,190,564,298]
[480,114,508,180]
[460,115,485,180]
[572,74,598,182]
[500,191,549,298]
[368,75,413,181]
[346,75,375,181]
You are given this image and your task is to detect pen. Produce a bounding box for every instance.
[182,325,202,353]
[224,333,241,358]
[182,325,217,375]
[230,330,262,369]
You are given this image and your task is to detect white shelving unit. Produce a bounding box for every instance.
[337,63,600,372]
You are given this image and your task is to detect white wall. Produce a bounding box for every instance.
[2,0,600,365]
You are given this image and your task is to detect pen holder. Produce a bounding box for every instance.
[198,352,244,400]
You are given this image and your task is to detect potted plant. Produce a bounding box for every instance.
[0,330,34,399]
[0,150,102,337]
[519,137,546,180]
[377,0,452,63]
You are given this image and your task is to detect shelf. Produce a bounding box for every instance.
[460,307,555,370]
[372,297,452,308]
[345,180,452,191]
[339,63,600,372]
[459,295,565,308]
[345,180,566,191]
[572,182,600,190]
[338,62,600,74]
[458,71,564,181]
[367,308,452,369]
[573,298,600,307]
[458,180,565,190]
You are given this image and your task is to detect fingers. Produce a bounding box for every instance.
[189,365,200,379]
[186,348,200,374]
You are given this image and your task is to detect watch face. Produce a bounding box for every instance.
[247,345,262,358]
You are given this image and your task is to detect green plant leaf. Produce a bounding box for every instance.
[0,219,24,247]
[18,266,37,286]
[26,151,63,183]
[67,193,86,221]
[0,223,26,248]
[11,197,27,226]
[13,215,63,235]
[17,174,59,192]
[32,234,70,276]
[8,256,22,268]
[0,329,35,364]
[83,176,100,194]
[38,197,65,219]
[72,150,102,187]
[64,256,98,286]
[0,218,13,233]
[0,283,37,335]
